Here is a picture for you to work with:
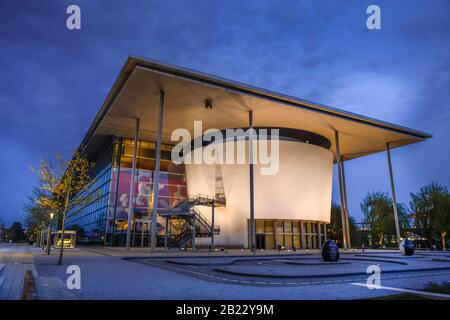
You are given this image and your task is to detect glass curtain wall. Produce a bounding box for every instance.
[64,138,114,245]
[250,219,326,250]
[106,137,188,246]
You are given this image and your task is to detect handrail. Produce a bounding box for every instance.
[157,193,222,248]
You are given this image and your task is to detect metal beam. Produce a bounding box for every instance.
[150,90,165,252]
[126,118,139,250]
[340,156,351,249]
[387,142,402,249]
[335,130,348,250]
[248,111,255,253]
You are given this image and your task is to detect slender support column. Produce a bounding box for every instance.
[150,90,165,252]
[211,199,215,249]
[318,224,322,248]
[274,220,278,249]
[324,224,328,241]
[386,142,402,249]
[248,111,255,253]
[192,215,196,251]
[335,130,348,250]
[140,220,144,247]
[41,223,45,248]
[340,157,351,249]
[300,222,306,249]
[148,221,152,248]
[164,217,169,250]
[131,217,136,247]
[109,138,122,247]
[46,223,52,255]
[126,118,139,250]
[38,227,42,247]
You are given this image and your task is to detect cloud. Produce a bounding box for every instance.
[0,0,449,224]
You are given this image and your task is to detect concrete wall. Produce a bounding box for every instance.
[185,140,333,248]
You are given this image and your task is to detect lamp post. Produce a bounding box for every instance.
[46,212,54,255]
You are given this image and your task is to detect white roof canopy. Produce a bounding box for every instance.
[82,56,431,162]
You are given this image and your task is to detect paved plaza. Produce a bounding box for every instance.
[1,243,450,300]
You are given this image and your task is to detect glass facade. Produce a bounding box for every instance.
[65,139,114,244]
[63,137,188,246]
[250,219,326,250]
[106,138,188,246]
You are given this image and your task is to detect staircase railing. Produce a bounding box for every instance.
[157,194,223,248]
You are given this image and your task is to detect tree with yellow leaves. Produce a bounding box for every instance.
[32,149,95,265]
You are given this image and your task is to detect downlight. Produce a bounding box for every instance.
[204,98,213,110]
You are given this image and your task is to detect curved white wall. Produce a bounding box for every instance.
[185,140,333,247]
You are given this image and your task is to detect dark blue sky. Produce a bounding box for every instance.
[1,0,449,226]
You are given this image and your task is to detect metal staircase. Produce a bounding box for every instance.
[158,194,224,248]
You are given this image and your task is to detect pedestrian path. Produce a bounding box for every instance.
[35,276,76,300]
[0,243,40,300]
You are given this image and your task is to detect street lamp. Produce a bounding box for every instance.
[46,212,55,255]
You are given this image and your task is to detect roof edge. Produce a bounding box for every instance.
[79,55,433,151]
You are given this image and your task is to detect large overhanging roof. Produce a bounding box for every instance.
[82,55,432,162]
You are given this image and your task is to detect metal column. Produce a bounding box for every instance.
[300,222,306,249]
[46,223,52,255]
[192,215,196,251]
[318,224,322,248]
[386,142,402,249]
[164,217,169,250]
[40,225,44,247]
[211,199,215,249]
[126,118,139,250]
[140,220,145,247]
[274,220,279,249]
[249,111,255,252]
[150,90,165,252]
[340,156,351,249]
[109,138,122,246]
[335,130,348,250]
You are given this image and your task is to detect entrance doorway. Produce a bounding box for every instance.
[256,234,266,249]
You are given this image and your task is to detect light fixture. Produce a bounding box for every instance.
[204,98,213,110]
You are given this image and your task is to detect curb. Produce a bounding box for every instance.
[123,252,314,261]
[213,266,450,279]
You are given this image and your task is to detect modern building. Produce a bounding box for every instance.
[64,56,431,250]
